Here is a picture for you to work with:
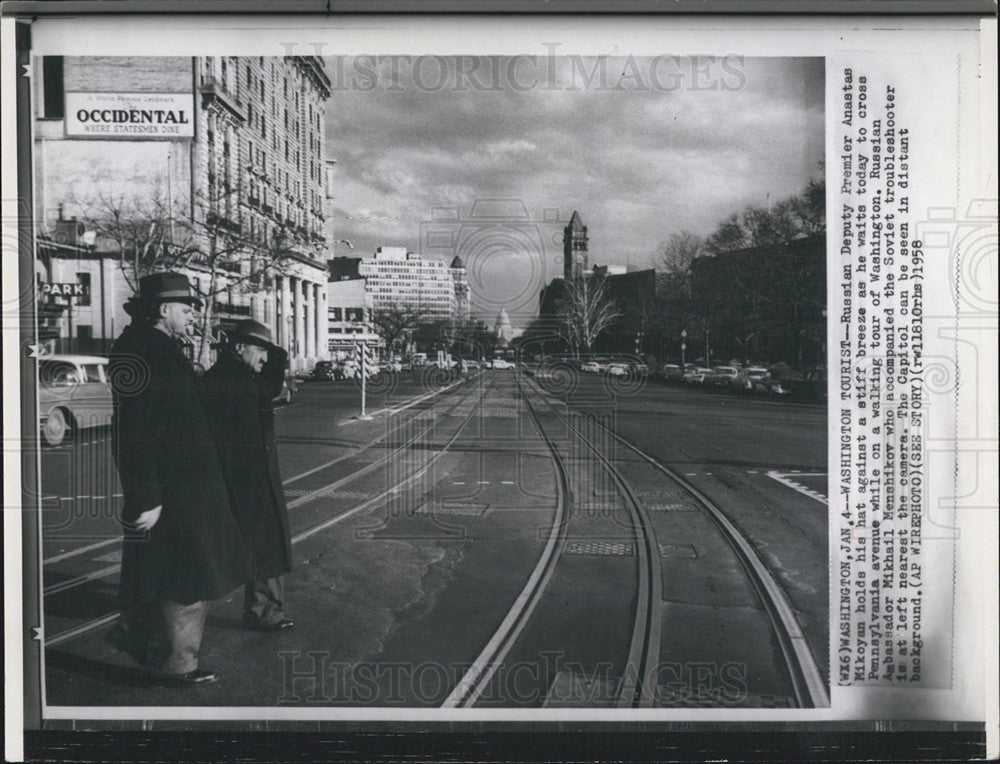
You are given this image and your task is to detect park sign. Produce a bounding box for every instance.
[41,282,90,299]
[65,93,194,139]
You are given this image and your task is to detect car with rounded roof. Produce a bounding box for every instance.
[38,354,113,447]
[682,366,713,385]
[729,366,768,393]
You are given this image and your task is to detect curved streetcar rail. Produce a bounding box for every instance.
[44,376,491,649]
[441,374,570,708]
[524,374,829,709]
[521,376,662,707]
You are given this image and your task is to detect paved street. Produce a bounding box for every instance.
[41,368,827,708]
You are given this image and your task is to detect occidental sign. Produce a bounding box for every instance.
[65,93,195,139]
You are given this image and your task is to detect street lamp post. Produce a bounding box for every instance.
[680,329,687,368]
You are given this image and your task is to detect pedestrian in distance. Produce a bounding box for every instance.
[108,272,253,687]
[202,319,295,632]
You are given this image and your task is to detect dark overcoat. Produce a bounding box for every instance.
[110,321,253,605]
[201,346,293,580]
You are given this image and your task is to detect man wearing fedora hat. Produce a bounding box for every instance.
[202,319,295,632]
[109,271,253,686]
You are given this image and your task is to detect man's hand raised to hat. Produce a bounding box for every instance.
[134,505,162,532]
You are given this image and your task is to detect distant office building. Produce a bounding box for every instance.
[326,277,375,361]
[329,255,362,282]
[32,55,333,370]
[357,246,467,321]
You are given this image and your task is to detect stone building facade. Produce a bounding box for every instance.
[32,55,333,371]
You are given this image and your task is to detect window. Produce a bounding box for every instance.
[41,56,64,119]
[75,272,92,306]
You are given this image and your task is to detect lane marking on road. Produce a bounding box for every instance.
[289,386,460,481]
[477,481,489,485]
[44,537,119,565]
[501,481,515,485]
[452,481,466,485]
[766,471,828,506]
[356,377,467,421]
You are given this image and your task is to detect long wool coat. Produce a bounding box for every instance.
[201,346,293,581]
[110,321,253,605]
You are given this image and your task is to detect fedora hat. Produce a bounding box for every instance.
[229,319,274,350]
[136,271,203,308]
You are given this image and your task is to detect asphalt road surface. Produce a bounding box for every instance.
[39,367,828,709]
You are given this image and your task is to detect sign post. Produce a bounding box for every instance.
[359,339,371,420]
[354,333,381,421]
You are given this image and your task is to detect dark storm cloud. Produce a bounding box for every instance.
[324,56,824,324]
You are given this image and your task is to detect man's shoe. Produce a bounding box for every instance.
[149,669,219,687]
[243,614,295,632]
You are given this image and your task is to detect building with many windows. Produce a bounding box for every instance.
[326,276,373,362]
[357,246,464,321]
[32,55,333,371]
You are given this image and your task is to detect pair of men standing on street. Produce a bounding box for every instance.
[109,271,293,687]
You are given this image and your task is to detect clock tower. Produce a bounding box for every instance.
[563,211,589,281]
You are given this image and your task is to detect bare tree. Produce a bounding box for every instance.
[556,275,621,358]
[655,231,705,276]
[370,303,431,356]
[79,184,305,365]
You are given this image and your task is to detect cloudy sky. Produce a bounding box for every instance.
[324,56,824,326]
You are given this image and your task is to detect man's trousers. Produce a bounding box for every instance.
[120,599,209,676]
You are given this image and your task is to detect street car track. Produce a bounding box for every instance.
[519,374,662,707]
[43,376,492,648]
[441,374,571,708]
[524,374,829,708]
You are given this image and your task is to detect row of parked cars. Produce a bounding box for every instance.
[534,355,824,401]
[658,363,791,396]
[578,359,650,377]
[657,361,826,401]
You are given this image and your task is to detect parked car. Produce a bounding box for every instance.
[729,366,768,394]
[707,365,739,388]
[491,358,515,370]
[659,363,683,383]
[606,363,629,377]
[631,362,650,375]
[752,372,790,397]
[581,361,601,373]
[683,366,713,385]
[38,354,112,447]
[310,360,341,381]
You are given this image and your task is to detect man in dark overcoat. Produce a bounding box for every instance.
[109,272,253,686]
[202,319,295,631]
